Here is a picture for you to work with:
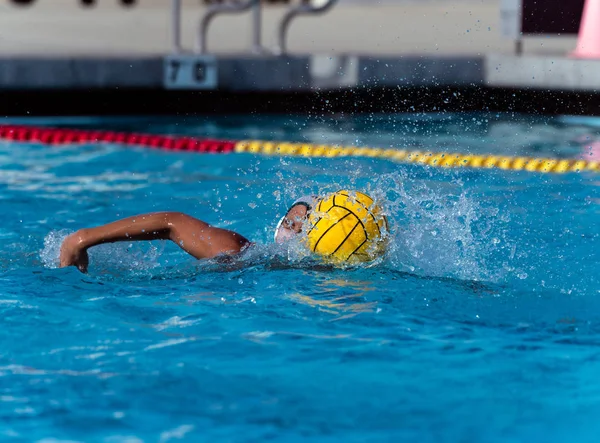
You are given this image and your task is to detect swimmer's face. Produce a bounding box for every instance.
[275,204,309,244]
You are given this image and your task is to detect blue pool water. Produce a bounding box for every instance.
[1,113,599,442]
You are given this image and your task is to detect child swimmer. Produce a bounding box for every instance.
[59,192,387,273]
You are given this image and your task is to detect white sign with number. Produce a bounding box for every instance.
[164,55,218,90]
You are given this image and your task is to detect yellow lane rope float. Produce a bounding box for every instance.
[235,140,600,174]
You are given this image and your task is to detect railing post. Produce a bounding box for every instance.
[500,0,523,55]
[171,0,182,53]
[252,0,263,54]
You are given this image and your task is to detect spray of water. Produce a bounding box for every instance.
[40,229,71,269]
[374,169,512,282]
[40,229,164,277]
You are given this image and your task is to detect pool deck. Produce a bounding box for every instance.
[1,0,599,114]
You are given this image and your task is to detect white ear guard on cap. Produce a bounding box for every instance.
[274,195,317,243]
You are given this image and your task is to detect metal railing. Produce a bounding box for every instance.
[171,0,338,55]
[276,0,338,54]
[197,0,264,54]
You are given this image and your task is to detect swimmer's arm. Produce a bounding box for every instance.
[59,212,249,272]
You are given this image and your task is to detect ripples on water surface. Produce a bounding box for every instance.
[0,113,599,442]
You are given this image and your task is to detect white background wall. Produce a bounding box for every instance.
[0,0,576,55]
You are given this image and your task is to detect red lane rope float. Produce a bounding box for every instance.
[0,125,236,153]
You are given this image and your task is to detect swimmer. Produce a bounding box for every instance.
[59,196,316,273]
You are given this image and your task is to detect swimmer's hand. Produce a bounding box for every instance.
[58,212,249,273]
[60,231,90,273]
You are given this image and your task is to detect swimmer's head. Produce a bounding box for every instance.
[274,195,317,244]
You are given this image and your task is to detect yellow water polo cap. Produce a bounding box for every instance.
[305,190,388,264]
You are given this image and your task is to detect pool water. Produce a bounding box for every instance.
[1,113,599,442]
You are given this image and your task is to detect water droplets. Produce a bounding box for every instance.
[378,169,513,282]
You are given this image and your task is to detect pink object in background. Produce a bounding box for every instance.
[572,0,600,58]
[580,140,600,161]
